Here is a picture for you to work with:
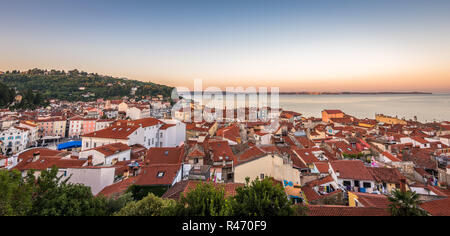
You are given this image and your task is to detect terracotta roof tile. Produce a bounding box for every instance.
[330,160,375,181]
[307,205,390,216]
[162,180,244,200]
[135,164,181,186]
[420,197,450,216]
[89,143,131,156]
[146,147,185,165]
[97,176,139,198]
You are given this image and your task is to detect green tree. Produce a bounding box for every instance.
[388,189,429,216]
[103,192,134,215]
[28,166,109,216]
[174,183,232,216]
[115,193,175,216]
[0,82,15,108]
[231,177,297,216]
[0,170,34,216]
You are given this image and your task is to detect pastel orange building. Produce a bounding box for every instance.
[322,110,344,123]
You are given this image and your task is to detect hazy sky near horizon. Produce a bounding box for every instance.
[1,0,450,92]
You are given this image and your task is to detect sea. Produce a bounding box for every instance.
[278,94,450,123]
[182,93,450,123]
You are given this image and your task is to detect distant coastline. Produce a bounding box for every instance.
[179,91,433,95]
[279,91,433,95]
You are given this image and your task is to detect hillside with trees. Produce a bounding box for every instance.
[0,81,15,108]
[0,68,173,102]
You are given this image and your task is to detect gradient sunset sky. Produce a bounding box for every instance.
[1,0,450,92]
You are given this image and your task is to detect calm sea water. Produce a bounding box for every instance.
[278,94,450,122]
[187,93,450,123]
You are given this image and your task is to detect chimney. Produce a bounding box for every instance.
[87,155,93,166]
[400,178,407,193]
[33,151,41,162]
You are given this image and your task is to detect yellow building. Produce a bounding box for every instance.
[375,114,407,125]
[358,122,375,128]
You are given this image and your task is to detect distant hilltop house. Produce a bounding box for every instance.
[130,87,138,95]
[14,95,23,103]
[375,114,407,125]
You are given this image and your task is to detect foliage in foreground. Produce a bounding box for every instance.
[0,170,34,216]
[388,189,429,216]
[0,167,132,216]
[119,177,299,216]
[231,177,297,216]
[115,193,175,216]
[174,183,232,216]
[1,169,338,216]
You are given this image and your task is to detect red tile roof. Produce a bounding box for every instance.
[307,205,390,216]
[323,110,344,115]
[381,151,402,162]
[293,148,322,164]
[97,176,139,198]
[18,148,68,159]
[187,146,205,157]
[420,197,450,216]
[135,164,181,186]
[330,160,375,181]
[295,136,316,148]
[82,125,139,140]
[160,124,176,130]
[235,145,281,166]
[146,147,185,165]
[314,162,330,173]
[15,157,87,171]
[89,142,131,156]
[162,180,244,200]
[367,167,405,184]
[204,140,235,166]
[350,192,390,208]
[216,124,241,143]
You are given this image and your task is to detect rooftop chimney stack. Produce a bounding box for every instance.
[400,178,407,193]
[87,155,93,166]
[33,151,41,162]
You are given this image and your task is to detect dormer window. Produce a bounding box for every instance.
[157,172,165,178]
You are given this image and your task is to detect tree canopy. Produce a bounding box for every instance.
[231,177,297,216]
[0,69,173,102]
[388,189,429,216]
[174,183,232,216]
[0,82,15,108]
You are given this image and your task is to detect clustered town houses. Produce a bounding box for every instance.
[1,97,450,216]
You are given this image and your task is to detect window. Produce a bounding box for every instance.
[260,174,265,179]
[343,181,351,187]
[157,172,165,178]
[363,182,372,188]
[86,142,89,148]
[354,180,360,187]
